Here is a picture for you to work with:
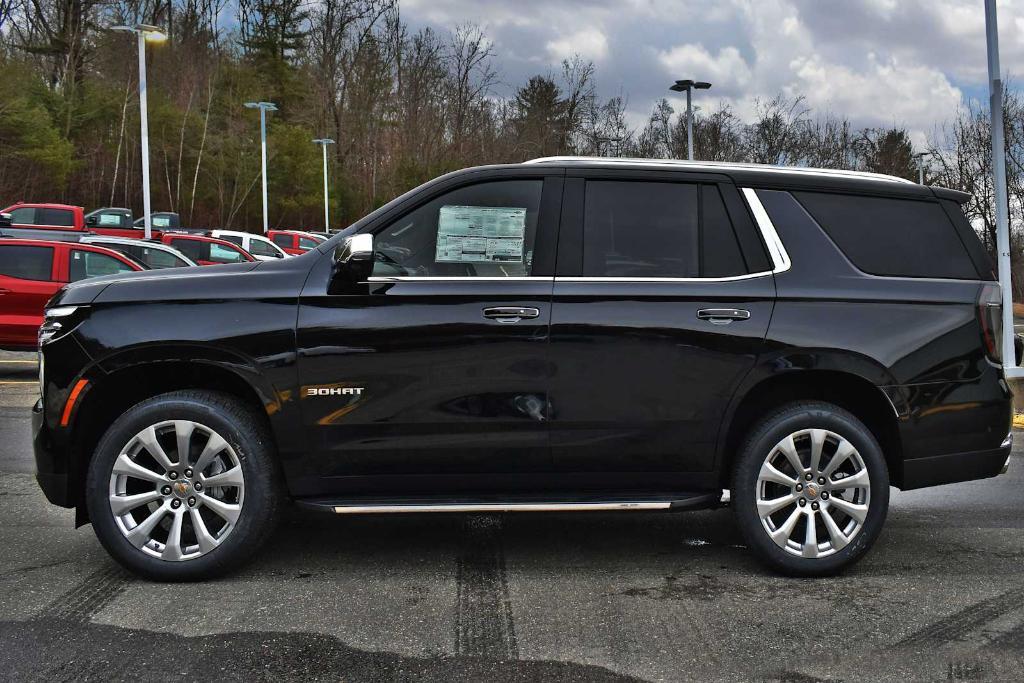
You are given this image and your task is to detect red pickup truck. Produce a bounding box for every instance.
[1,203,162,239]
[0,239,144,350]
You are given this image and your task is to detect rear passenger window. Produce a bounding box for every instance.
[170,238,203,261]
[0,245,53,280]
[794,192,979,280]
[36,208,74,226]
[272,234,293,248]
[582,181,747,278]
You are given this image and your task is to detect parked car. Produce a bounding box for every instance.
[267,229,324,255]
[211,230,289,261]
[159,233,255,266]
[34,157,1011,581]
[85,207,133,230]
[80,236,197,269]
[2,203,163,239]
[0,239,143,350]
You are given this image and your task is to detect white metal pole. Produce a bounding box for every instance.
[138,32,153,240]
[918,158,924,185]
[686,87,694,161]
[985,0,1015,372]
[260,107,269,235]
[322,144,330,232]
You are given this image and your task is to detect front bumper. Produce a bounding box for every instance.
[32,397,72,507]
[901,439,1012,490]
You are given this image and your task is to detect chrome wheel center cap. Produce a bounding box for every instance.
[172,480,192,498]
[805,483,820,499]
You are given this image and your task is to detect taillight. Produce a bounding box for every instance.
[978,283,1002,364]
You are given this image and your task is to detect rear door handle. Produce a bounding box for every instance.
[483,306,541,323]
[697,308,751,325]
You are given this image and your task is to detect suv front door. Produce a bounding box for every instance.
[548,173,776,484]
[294,172,562,496]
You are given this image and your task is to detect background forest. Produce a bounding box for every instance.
[1,0,1023,292]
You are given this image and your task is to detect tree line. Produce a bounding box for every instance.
[0,0,1022,294]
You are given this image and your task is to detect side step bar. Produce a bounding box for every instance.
[296,492,723,515]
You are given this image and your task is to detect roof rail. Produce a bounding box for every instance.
[523,156,915,185]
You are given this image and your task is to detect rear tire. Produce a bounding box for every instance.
[731,401,889,576]
[86,390,282,581]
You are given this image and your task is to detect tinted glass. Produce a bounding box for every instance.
[169,238,203,261]
[8,208,35,224]
[794,192,979,279]
[248,239,280,257]
[701,185,747,277]
[209,242,247,263]
[298,237,319,249]
[0,245,53,280]
[37,208,74,226]
[372,180,542,278]
[219,234,244,246]
[69,250,135,281]
[272,234,293,248]
[583,181,699,277]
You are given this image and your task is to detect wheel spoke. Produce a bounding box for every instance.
[162,510,185,561]
[758,461,797,487]
[174,421,195,466]
[769,507,802,546]
[822,439,855,477]
[809,429,826,474]
[831,468,870,490]
[802,509,819,558]
[138,425,175,471]
[757,493,797,518]
[113,453,166,484]
[126,503,169,548]
[109,490,162,516]
[776,434,804,475]
[820,508,850,551]
[828,496,868,524]
[201,466,243,488]
[200,494,241,524]
[190,507,218,554]
[193,433,228,476]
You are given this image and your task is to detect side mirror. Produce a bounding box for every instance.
[85,215,97,227]
[329,233,373,293]
[0,213,10,228]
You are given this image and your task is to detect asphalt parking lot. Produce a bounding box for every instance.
[1,352,1023,682]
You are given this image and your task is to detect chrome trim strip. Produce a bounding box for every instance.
[332,501,672,514]
[556,273,772,283]
[366,276,554,282]
[523,156,915,185]
[742,187,792,274]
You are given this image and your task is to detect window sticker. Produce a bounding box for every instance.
[97,214,123,226]
[435,205,526,264]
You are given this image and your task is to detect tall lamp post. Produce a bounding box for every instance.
[912,152,930,185]
[244,102,278,234]
[669,79,711,161]
[111,24,167,240]
[312,138,335,232]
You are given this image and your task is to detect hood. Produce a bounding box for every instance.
[50,261,262,306]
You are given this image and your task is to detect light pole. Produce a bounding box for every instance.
[984,0,1016,375]
[111,24,167,240]
[244,101,278,234]
[669,79,711,161]
[912,152,929,184]
[312,138,335,232]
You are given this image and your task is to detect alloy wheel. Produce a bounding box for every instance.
[755,428,871,558]
[108,420,244,561]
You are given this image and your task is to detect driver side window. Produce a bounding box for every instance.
[371,180,542,278]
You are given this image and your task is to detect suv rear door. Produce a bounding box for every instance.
[0,243,59,349]
[294,171,562,494]
[549,171,776,480]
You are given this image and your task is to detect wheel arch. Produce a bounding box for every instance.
[718,369,904,488]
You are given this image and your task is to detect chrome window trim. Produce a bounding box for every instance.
[555,273,772,283]
[366,276,554,282]
[742,187,791,274]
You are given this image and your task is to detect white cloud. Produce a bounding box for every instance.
[546,27,609,63]
[657,44,753,90]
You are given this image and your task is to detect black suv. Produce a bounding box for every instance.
[33,157,1012,580]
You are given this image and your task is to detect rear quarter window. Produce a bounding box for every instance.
[793,192,979,280]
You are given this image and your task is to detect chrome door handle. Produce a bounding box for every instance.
[697,308,751,325]
[483,306,540,323]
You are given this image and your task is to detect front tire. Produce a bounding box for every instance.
[86,390,282,581]
[731,401,889,576]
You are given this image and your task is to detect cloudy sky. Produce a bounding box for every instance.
[401,0,1024,144]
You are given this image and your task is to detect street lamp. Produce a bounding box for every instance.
[912,152,930,185]
[312,138,335,232]
[244,102,278,234]
[111,24,167,240]
[669,79,711,161]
